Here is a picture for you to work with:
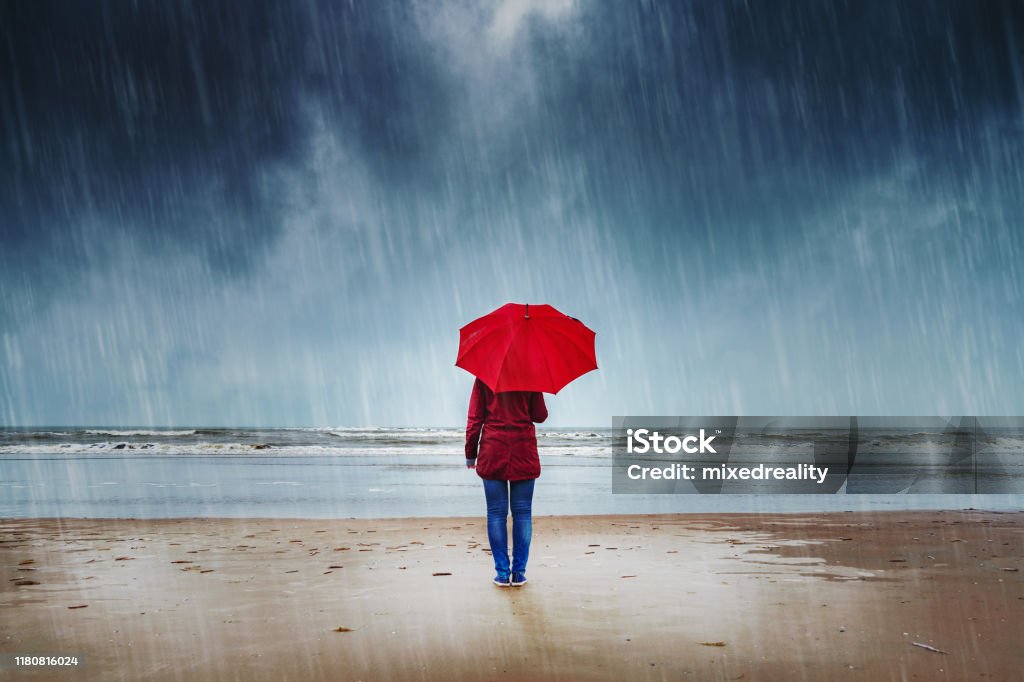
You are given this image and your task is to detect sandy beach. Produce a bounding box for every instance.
[2,511,1022,681]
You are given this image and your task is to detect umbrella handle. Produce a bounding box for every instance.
[525,303,529,319]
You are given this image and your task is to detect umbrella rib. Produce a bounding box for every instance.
[539,326,595,392]
[456,323,511,363]
[493,320,527,391]
[532,318,596,363]
[532,324,557,393]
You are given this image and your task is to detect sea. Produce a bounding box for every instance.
[0,427,1021,518]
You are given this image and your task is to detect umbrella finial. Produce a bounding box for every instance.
[525,303,529,319]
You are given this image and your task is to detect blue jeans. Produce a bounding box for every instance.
[482,478,535,579]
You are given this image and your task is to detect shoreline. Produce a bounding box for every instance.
[3,500,1022,523]
[3,505,1023,522]
[3,510,1022,680]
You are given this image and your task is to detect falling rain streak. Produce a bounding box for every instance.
[1,1,1022,428]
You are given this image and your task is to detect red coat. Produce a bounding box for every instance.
[465,377,548,481]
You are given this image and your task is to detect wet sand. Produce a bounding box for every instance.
[2,511,1022,681]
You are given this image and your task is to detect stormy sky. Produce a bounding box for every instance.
[2,0,1023,426]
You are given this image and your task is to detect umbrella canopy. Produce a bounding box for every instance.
[456,303,597,394]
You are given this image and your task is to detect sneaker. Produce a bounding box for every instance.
[510,572,527,586]
[493,575,510,587]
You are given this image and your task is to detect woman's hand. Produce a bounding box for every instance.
[466,458,476,469]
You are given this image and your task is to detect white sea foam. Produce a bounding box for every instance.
[85,429,197,437]
[325,429,465,440]
[0,442,609,458]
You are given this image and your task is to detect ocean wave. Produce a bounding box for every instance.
[84,429,198,437]
[289,427,610,440]
[0,441,610,458]
[11,431,73,439]
[325,429,465,441]
[539,431,608,440]
[0,427,612,445]
[0,442,440,456]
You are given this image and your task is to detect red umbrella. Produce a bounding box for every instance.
[456,303,598,394]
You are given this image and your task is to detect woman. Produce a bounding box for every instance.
[465,376,548,587]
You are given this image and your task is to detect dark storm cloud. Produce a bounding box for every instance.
[711,1,1024,133]
[4,1,1021,266]
[3,1,297,255]
[0,0,451,313]
[505,1,1024,229]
